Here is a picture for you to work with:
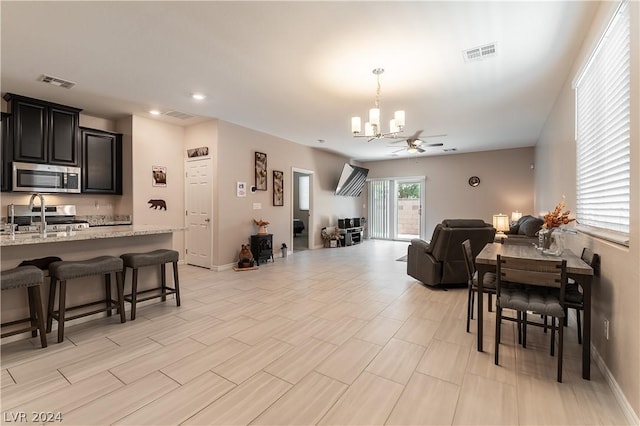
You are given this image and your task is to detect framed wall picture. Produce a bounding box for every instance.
[273,170,284,206]
[152,166,167,187]
[187,146,209,158]
[255,152,267,190]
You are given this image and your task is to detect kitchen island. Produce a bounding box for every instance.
[1,224,182,247]
[1,225,184,334]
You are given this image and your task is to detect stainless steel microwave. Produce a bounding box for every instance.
[12,162,81,193]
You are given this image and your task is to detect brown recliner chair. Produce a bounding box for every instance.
[407,219,496,286]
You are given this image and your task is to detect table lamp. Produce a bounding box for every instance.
[493,213,510,237]
[511,211,522,222]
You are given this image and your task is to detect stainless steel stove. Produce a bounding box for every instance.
[7,205,90,233]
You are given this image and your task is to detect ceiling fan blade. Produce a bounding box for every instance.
[410,130,424,139]
[424,142,444,147]
[421,133,447,138]
[417,147,425,153]
[367,137,376,142]
[388,139,406,144]
[391,148,406,154]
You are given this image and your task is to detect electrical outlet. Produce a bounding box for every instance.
[604,318,610,340]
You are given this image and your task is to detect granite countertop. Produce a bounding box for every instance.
[1,225,183,247]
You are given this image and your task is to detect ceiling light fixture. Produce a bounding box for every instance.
[191,93,206,100]
[351,68,405,142]
[149,110,161,116]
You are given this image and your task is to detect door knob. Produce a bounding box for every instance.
[205,218,210,222]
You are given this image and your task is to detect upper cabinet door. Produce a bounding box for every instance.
[4,93,81,166]
[12,98,48,163]
[49,106,79,165]
[81,127,122,194]
[1,113,12,192]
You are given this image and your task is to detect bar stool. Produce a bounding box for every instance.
[1,266,47,348]
[47,256,125,343]
[120,249,180,320]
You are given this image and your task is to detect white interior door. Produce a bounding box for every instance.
[185,157,212,268]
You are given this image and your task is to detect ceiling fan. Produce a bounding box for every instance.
[388,130,445,154]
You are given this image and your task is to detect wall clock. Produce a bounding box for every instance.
[468,176,480,187]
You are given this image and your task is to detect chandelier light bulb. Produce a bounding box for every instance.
[394,110,405,128]
[364,122,374,137]
[369,108,380,128]
[351,117,362,134]
[389,119,398,134]
[407,147,417,154]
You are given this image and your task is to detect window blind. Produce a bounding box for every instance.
[574,1,630,236]
[368,179,390,239]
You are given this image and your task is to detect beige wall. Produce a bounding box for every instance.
[536,1,639,419]
[362,147,535,235]
[214,121,359,265]
[130,115,186,255]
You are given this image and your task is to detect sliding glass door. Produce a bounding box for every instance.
[368,177,425,241]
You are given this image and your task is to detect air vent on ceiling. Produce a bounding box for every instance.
[163,110,195,120]
[463,43,497,62]
[38,74,76,89]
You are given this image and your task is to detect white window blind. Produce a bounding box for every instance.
[298,175,309,211]
[368,179,390,239]
[574,1,630,238]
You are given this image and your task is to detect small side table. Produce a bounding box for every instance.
[251,234,274,265]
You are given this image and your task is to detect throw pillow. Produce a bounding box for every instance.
[519,217,544,237]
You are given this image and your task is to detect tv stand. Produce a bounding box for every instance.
[339,227,363,246]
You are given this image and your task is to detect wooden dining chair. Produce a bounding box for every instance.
[495,255,567,382]
[462,239,497,333]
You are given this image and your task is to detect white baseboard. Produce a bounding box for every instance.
[592,344,640,425]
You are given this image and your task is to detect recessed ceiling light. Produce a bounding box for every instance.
[191,93,206,100]
[317,139,325,143]
[149,110,161,116]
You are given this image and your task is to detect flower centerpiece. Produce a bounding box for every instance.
[539,197,576,251]
[253,218,270,235]
[542,198,576,229]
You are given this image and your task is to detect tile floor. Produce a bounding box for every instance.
[0,240,630,425]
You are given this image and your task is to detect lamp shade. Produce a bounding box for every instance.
[511,211,522,222]
[351,117,361,134]
[493,214,510,232]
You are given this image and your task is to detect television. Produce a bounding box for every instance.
[335,163,369,197]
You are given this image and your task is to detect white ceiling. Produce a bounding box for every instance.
[1,1,598,162]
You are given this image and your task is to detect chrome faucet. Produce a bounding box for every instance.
[28,193,46,235]
[8,203,16,236]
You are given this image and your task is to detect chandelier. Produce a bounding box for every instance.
[351,68,405,141]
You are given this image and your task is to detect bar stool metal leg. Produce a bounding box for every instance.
[29,286,48,348]
[47,278,57,333]
[173,261,181,306]
[57,280,67,344]
[116,271,126,324]
[105,273,112,317]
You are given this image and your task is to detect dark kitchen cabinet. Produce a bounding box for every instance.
[81,127,122,194]
[3,93,81,166]
[1,113,12,192]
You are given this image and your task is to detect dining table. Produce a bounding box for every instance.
[475,243,594,380]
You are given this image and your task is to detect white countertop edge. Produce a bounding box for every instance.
[1,225,184,247]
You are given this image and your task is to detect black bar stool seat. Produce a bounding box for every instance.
[120,249,180,320]
[47,256,125,343]
[1,266,47,348]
